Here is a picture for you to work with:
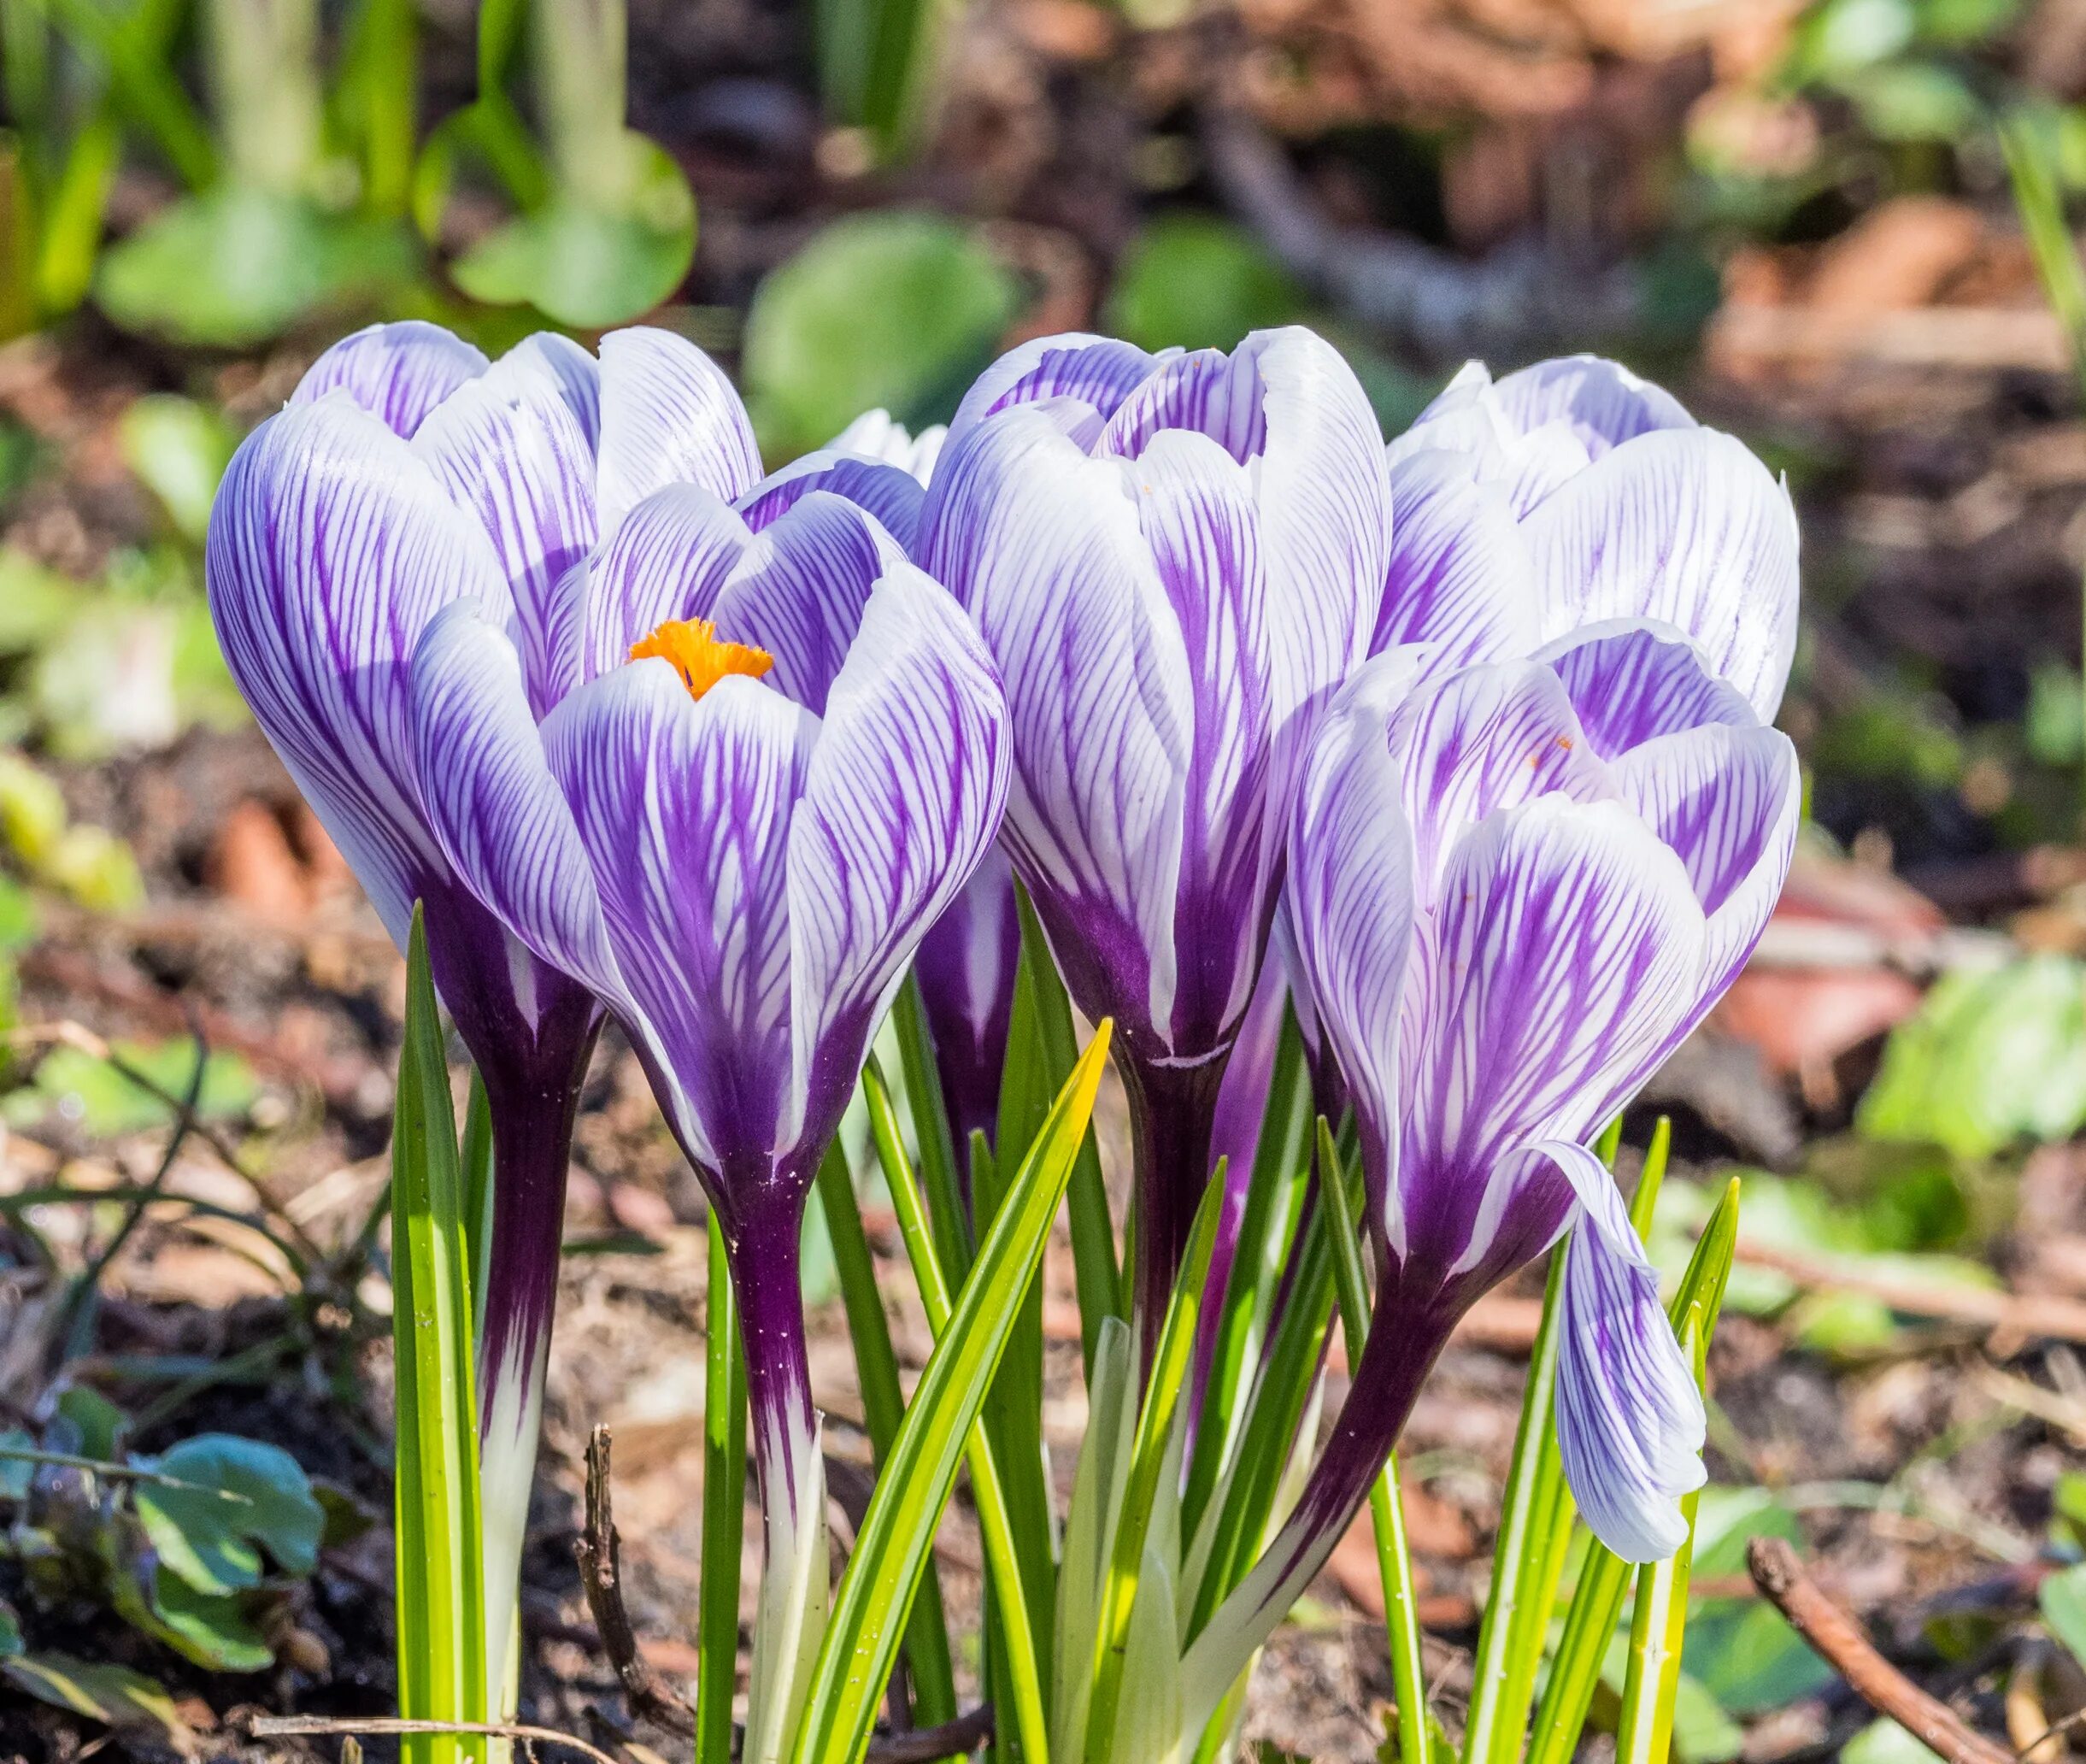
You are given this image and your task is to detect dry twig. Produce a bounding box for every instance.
[574,1425,699,1738]
[243,1714,623,1764]
[1747,1537,2013,1764]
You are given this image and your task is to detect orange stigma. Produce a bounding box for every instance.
[630,618,773,701]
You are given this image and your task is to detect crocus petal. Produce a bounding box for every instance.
[710,493,904,717]
[596,327,763,527]
[1486,355,1695,452]
[1132,430,1280,1044]
[205,397,509,947]
[291,320,490,438]
[736,454,927,551]
[1285,688,1415,1244]
[825,409,947,485]
[947,332,1161,443]
[1523,427,1800,723]
[919,408,1192,1052]
[913,844,1020,1150]
[1612,720,1802,1002]
[1535,620,1754,759]
[1403,798,1704,1279]
[1387,660,1618,897]
[549,484,753,693]
[413,336,600,717]
[1230,329,1390,757]
[544,664,818,1176]
[1536,1138,1706,1562]
[784,565,1009,1160]
[1375,450,1540,665]
[408,601,624,996]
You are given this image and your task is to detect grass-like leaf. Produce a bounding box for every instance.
[802,1026,1113,1764]
[391,906,487,1764]
[698,1222,746,1764]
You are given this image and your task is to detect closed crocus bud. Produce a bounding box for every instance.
[918,326,1391,1354]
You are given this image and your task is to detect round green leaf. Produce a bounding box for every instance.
[1104,215,1305,356]
[134,1433,323,1596]
[742,210,1019,462]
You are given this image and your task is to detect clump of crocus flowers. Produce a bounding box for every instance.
[208,318,1797,1762]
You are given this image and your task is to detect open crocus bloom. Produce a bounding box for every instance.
[1377,355,1799,716]
[1183,618,1801,1714]
[406,430,1008,1763]
[206,318,948,1724]
[918,326,1390,1344]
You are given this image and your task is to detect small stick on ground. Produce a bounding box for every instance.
[1747,1538,2013,1764]
[243,1714,620,1764]
[574,1425,698,1738]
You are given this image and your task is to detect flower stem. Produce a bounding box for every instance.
[1120,1050,1227,1371]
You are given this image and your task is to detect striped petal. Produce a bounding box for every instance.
[408,601,622,997]
[947,332,1161,443]
[1538,1137,1706,1562]
[1285,686,1415,1240]
[1613,719,1801,1003]
[918,406,1192,1054]
[204,397,508,947]
[785,565,1009,1161]
[1402,798,1703,1281]
[596,327,763,528]
[913,844,1020,1150]
[544,664,817,1177]
[1375,450,1540,665]
[825,408,946,483]
[548,484,752,695]
[413,335,600,717]
[736,453,927,552]
[1523,427,1801,723]
[1485,356,1695,452]
[1536,620,1755,759]
[291,321,490,438]
[710,493,904,717]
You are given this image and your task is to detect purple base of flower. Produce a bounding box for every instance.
[720,1178,819,1514]
[1120,1050,1231,1368]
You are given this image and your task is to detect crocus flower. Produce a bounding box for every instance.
[205,319,936,1714]
[1183,616,1801,1714]
[917,327,1390,1344]
[404,415,1008,1760]
[1375,354,1798,708]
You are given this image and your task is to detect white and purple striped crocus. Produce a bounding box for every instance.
[918,327,1390,1346]
[206,320,975,1739]
[1183,372,1802,1708]
[402,399,1008,1761]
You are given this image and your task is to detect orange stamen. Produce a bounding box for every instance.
[630,618,773,702]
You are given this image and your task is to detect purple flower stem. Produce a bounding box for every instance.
[1121,1050,1230,1372]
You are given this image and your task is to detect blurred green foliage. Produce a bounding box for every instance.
[743,211,1019,461]
[1105,216,1306,356]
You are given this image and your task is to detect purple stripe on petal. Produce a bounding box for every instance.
[711,493,905,717]
[413,337,600,718]
[825,409,946,484]
[947,332,1161,444]
[918,407,1192,1055]
[552,484,752,691]
[1376,450,1539,666]
[1522,426,1800,724]
[205,397,510,948]
[596,327,763,526]
[1101,347,1269,465]
[784,565,1010,1162]
[1536,1138,1706,1563]
[291,321,490,438]
[544,664,817,1179]
[737,454,927,550]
